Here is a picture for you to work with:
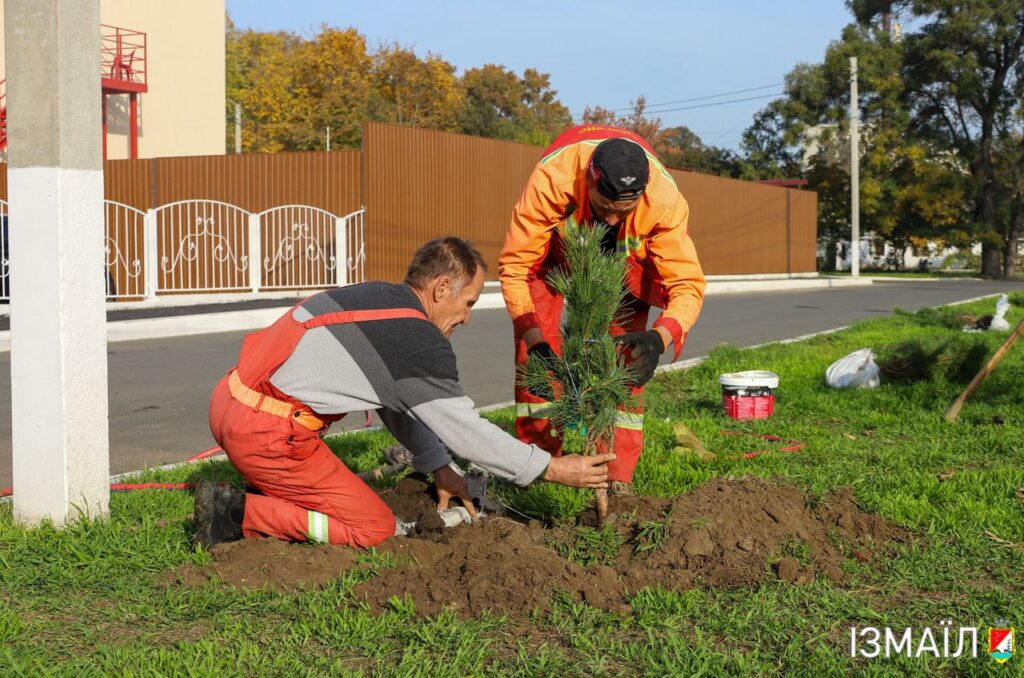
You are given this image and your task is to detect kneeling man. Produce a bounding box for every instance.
[195,237,612,548]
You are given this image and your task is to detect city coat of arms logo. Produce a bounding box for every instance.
[989,626,1014,663]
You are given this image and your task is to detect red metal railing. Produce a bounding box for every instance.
[100,24,147,92]
[0,79,6,150]
[0,26,148,153]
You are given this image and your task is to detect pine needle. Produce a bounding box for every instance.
[520,219,635,442]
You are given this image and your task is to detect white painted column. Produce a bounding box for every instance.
[248,213,262,293]
[144,209,158,299]
[7,0,110,525]
[335,216,347,287]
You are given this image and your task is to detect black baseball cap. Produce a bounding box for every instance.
[587,138,650,201]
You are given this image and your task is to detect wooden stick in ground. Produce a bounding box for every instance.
[944,316,1024,423]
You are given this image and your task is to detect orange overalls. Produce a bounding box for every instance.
[500,125,706,483]
[208,305,426,548]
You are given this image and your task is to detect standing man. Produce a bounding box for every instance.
[196,237,613,549]
[499,124,706,494]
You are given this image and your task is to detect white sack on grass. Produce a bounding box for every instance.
[826,348,881,389]
[990,294,1011,331]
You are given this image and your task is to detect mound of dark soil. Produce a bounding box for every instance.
[581,477,907,591]
[172,477,907,618]
[172,536,359,590]
[362,519,629,617]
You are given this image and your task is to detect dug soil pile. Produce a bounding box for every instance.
[173,536,359,590]
[174,476,906,617]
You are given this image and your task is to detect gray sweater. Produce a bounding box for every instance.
[268,282,550,486]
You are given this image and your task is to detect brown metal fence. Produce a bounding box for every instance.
[101,151,362,214]
[363,121,816,281]
[363,122,540,281]
[0,122,817,291]
[670,169,818,275]
[0,151,364,214]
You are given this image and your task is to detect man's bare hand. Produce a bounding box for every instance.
[433,464,479,518]
[542,453,615,489]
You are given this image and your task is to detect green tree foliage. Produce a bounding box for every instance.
[742,1,1023,276]
[895,0,1023,276]
[522,220,634,441]
[458,65,572,145]
[522,220,634,521]
[992,131,1024,276]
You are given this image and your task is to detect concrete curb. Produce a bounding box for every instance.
[822,275,984,283]
[0,276,874,352]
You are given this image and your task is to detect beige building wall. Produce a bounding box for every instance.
[1,0,225,159]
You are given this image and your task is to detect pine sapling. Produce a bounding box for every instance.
[521,219,635,523]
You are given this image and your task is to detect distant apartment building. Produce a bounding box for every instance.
[0,0,225,159]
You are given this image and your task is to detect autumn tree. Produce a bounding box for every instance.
[657,125,741,177]
[288,27,373,151]
[371,44,463,132]
[583,97,740,177]
[225,23,303,153]
[582,96,662,142]
[226,22,572,150]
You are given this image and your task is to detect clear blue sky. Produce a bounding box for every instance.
[225,1,854,151]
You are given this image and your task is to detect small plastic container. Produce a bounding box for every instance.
[719,371,779,420]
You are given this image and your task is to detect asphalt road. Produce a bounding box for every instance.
[1,278,1022,486]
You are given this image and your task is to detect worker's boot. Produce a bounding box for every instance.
[193,480,245,549]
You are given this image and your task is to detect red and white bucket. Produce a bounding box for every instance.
[719,371,779,420]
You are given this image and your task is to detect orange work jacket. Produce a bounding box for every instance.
[498,124,706,358]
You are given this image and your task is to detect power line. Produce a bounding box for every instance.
[647,92,784,114]
[574,91,784,121]
[593,82,784,114]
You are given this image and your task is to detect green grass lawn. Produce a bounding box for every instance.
[1,293,1023,676]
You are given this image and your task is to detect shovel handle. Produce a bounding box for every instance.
[944,317,1024,422]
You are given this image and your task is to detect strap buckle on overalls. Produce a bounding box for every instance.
[228,370,325,431]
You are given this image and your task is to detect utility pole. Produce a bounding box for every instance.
[234,102,241,154]
[849,56,860,279]
[6,0,110,525]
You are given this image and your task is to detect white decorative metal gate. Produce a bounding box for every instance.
[152,200,252,294]
[0,200,366,303]
[259,205,342,290]
[104,201,147,299]
[0,199,8,302]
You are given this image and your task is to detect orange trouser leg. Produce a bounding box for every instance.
[514,279,565,455]
[209,376,395,548]
[607,386,644,483]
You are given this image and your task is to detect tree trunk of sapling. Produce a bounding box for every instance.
[586,427,614,524]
